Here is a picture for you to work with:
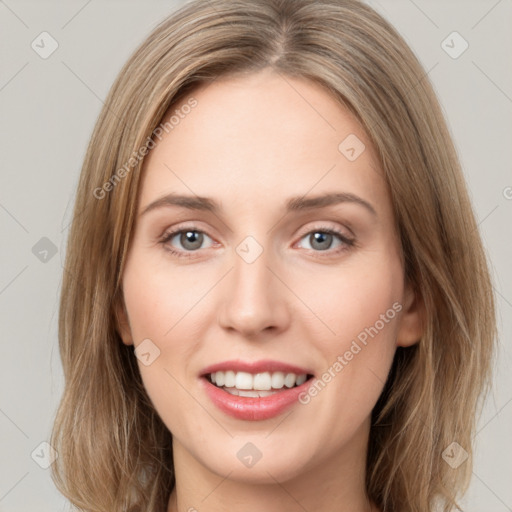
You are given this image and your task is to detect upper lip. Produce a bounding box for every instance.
[200,359,314,377]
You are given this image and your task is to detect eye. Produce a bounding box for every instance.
[160,227,215,258]
[159,225,355,259]
[297,227,355,254]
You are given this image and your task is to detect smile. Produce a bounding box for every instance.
[208,370,309,396]
[200,360,315,421]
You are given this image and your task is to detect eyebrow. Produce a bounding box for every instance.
[139,191,377,217]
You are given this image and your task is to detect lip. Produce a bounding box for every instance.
[200,359,315,421]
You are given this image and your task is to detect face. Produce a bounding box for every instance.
[117,68,423,484]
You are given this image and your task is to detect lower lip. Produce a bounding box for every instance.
[201,377,314,421]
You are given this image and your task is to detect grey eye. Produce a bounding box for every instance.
[171,230,212,251]
[299,231,344,251]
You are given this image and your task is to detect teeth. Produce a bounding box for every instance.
[209,370,309,391]
[215,371,225,387]
[271,371,285,389]
[253,372,272,390]
[235,371,253,390]
[296,374,307,386]
[284,373,296,388]
[224,370,236,387]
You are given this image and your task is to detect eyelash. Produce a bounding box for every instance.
[158,225,356,259]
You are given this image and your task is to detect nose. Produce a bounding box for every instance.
[217,241,291,338]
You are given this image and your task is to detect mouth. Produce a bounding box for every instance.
[199,361,315,421]
[205,370,314,397]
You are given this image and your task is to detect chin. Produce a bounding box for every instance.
[192,431,321,484]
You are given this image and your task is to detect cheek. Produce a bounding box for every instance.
[292,253,403,349]
[293,257,402,416]
[122,252,207,343]
[121,252,213,428]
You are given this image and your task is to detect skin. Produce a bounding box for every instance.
[116,68,424,512]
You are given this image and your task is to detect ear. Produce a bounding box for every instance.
[114,294,134,346]
[396,279,425,347]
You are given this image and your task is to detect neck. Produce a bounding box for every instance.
[167,418,378,512]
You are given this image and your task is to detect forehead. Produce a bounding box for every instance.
[139,69,389,217]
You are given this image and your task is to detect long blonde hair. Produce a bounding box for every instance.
[51,1,497,511]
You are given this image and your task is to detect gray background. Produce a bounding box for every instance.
[0,0,510,510]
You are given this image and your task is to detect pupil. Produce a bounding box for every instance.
[181,231,203,250]
[311,232,332,251]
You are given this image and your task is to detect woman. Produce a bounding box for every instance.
[50,1,497,511]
